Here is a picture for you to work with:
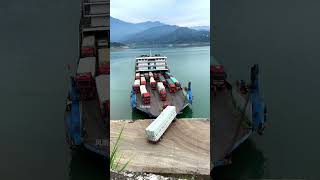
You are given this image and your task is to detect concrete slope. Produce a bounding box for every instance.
[110,119,210,175]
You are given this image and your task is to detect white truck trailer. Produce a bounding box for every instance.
[145,106,177,142]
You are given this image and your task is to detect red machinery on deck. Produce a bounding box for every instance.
[211,65,227,95]
[75,57,97,100]
[81,36,96,57]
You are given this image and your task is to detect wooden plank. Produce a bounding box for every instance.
[110,119,210,175]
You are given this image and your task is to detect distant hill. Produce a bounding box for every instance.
[111,17,210,45]
[110,17,165,42]
[190,26,210,31]
[159,27,210,44]
[123,25,179,44]
[123,25,209,45]
[110,42,127,47]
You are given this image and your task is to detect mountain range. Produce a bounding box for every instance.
[111,17,210,45]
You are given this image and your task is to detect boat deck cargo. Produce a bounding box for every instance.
[81,35,96,57]
[211,63,267,167]
[131,54,192,117]
[64,0,109,157]
[96,74,110,118]
[212,86,251,165]
[77,57,96,76]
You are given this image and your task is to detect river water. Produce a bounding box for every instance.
[212,1,320,179]
[110,46,210,120]
[0,0,107,179]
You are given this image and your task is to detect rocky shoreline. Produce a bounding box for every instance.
[111,170,184,180]
[111,170,211,180]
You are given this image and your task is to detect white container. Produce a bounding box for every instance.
[149,72,153,77]
[77,57,96,76]
[157,82,165,92]
[134,79,140,86]
[145,106,177,142]
[140,85,147,95]
[141,77,146,84]
[232,88,253,122]
[150,77,156,83]
[82,35,95,47]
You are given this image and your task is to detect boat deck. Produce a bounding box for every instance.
[81,98,108,156]
[110,119,210,175]
[211,86,251,165]
[136,84,189,117]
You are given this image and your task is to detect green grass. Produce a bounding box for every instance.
[110,125,132,172]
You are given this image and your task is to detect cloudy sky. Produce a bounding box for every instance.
[111,0,210,27]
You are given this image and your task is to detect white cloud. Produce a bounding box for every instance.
[111,0,210,27]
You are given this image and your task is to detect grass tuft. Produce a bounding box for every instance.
[110,125,132,172]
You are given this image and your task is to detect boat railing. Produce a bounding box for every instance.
[136,64,168,68]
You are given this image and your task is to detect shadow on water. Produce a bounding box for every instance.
[176,105,193,118]
[68,149,108,180]
[131,109,150,120]
[213,140,266,180]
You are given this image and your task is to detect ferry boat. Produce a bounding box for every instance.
[64,0,109,157]
[211,62,267,167]
[130,54,193,117]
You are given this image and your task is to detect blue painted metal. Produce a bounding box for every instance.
[249,64,266,132]
[187,82,193,104]
[130,90,137,108]
[69,78,82,145]
[83,144,107,157]
[213,64,267,168]
[214,160,229,167]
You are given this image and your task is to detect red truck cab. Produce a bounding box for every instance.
[211,65,227,89]
[159,90,166,101]
[81,36,96,57]
[211,65,228,96]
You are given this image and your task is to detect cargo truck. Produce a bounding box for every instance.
[164,72,172,79]
[154,73,159,81]
[149,72,153,78]
[150,77,156,90]
[170,77,181,89]
[144,72,149,80]
[75,57,96,100]
[157,82,167,101]
[81,35,96,57]
[132,79,140,93]
[166,78,176,93]
[159,75,166,86]
[141,77,146,85]
[135,73,140,80]
[140,85,150,104]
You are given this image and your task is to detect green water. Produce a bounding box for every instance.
[110,46,210,120]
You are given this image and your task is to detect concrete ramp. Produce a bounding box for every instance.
[110,119,210,175]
